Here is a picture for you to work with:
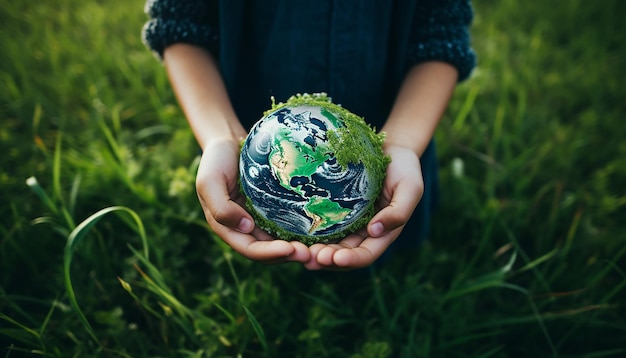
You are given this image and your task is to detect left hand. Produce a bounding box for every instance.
[303,144,424,270]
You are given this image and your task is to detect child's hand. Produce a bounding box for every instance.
[303,145,424,270]
[196,138,311,263]
[196,140,421,270]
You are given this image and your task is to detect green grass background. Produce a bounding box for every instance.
[1,0,625,357]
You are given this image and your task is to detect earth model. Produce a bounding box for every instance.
[239,93,390,245]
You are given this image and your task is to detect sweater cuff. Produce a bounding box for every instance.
[406,0,477,82]
[407,38,476,82]
[142,18,218,60]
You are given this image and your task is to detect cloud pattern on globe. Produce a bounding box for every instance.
[239,93,389,245]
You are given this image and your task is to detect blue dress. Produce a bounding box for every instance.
[142,0,476,249]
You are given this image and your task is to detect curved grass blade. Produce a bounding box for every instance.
[64,206,149,345]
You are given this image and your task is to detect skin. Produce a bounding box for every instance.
[163,43,458,270]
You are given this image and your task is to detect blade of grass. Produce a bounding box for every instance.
[463,215,496,277]
[223,251,244,303]
[592,245,626,293]
[0,314,40,338]
[68,173,82,217]
[562,208,583,257]
[500,218,553,294]
[370,268,390,326]
[25,177,58,216]
[443,252,517,301]
[476,345,505,358]
[52,131,75,229]
[599,259,626,305]
[64,206,149,345]
[116,276,163,319]
[242,305,268,352]
[515,247,559,274]
[127,250,193,318]
[0,313,42,350]
[453,84,480,131]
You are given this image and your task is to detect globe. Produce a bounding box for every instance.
[239,93,389,245]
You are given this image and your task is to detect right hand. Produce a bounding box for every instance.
[196,137,311,263]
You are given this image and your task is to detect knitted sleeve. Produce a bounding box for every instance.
[408,0,477,82]
[141,0,219,59]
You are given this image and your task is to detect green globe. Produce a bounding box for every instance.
[239,93,390,245]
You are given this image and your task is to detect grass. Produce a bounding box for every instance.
[1,0,625,356]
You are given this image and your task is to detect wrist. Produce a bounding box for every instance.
[381,129,433,157]
[200,126,247,150]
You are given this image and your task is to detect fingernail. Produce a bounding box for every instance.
[238,218,254,232]
[370,222,384,237]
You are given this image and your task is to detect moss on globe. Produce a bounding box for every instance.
[239,93,390,246]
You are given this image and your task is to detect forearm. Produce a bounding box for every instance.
[163,43,246,148]
[382,61,458,156]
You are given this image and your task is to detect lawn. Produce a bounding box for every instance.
[1,0,625,357]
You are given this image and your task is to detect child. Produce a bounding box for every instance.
[142,0,476,270]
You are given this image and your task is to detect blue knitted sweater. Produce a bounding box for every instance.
[142,0,475,128]
[141,0,476,247]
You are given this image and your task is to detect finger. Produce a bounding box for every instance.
[197,173,254,234]
[368,178,423,237]
[285,241,312,263]
[261,241,312,264]
[312,233,366,265]
[316,245,342,266]
[203,208,295,261]
[304,244,331,270]
[332,228,401,268]
[199,192,254,233]
[302,232,366,270]
[225,231,296,261]
[196,140,254,233]
[250,226,276,241]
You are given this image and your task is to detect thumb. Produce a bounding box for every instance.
[196,142,255,233]
[367,179,423,237]
[197,180,255,233]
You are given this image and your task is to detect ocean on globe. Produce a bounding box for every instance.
[239,93,389,245]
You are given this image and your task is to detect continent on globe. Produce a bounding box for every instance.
[239,93,390,246]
